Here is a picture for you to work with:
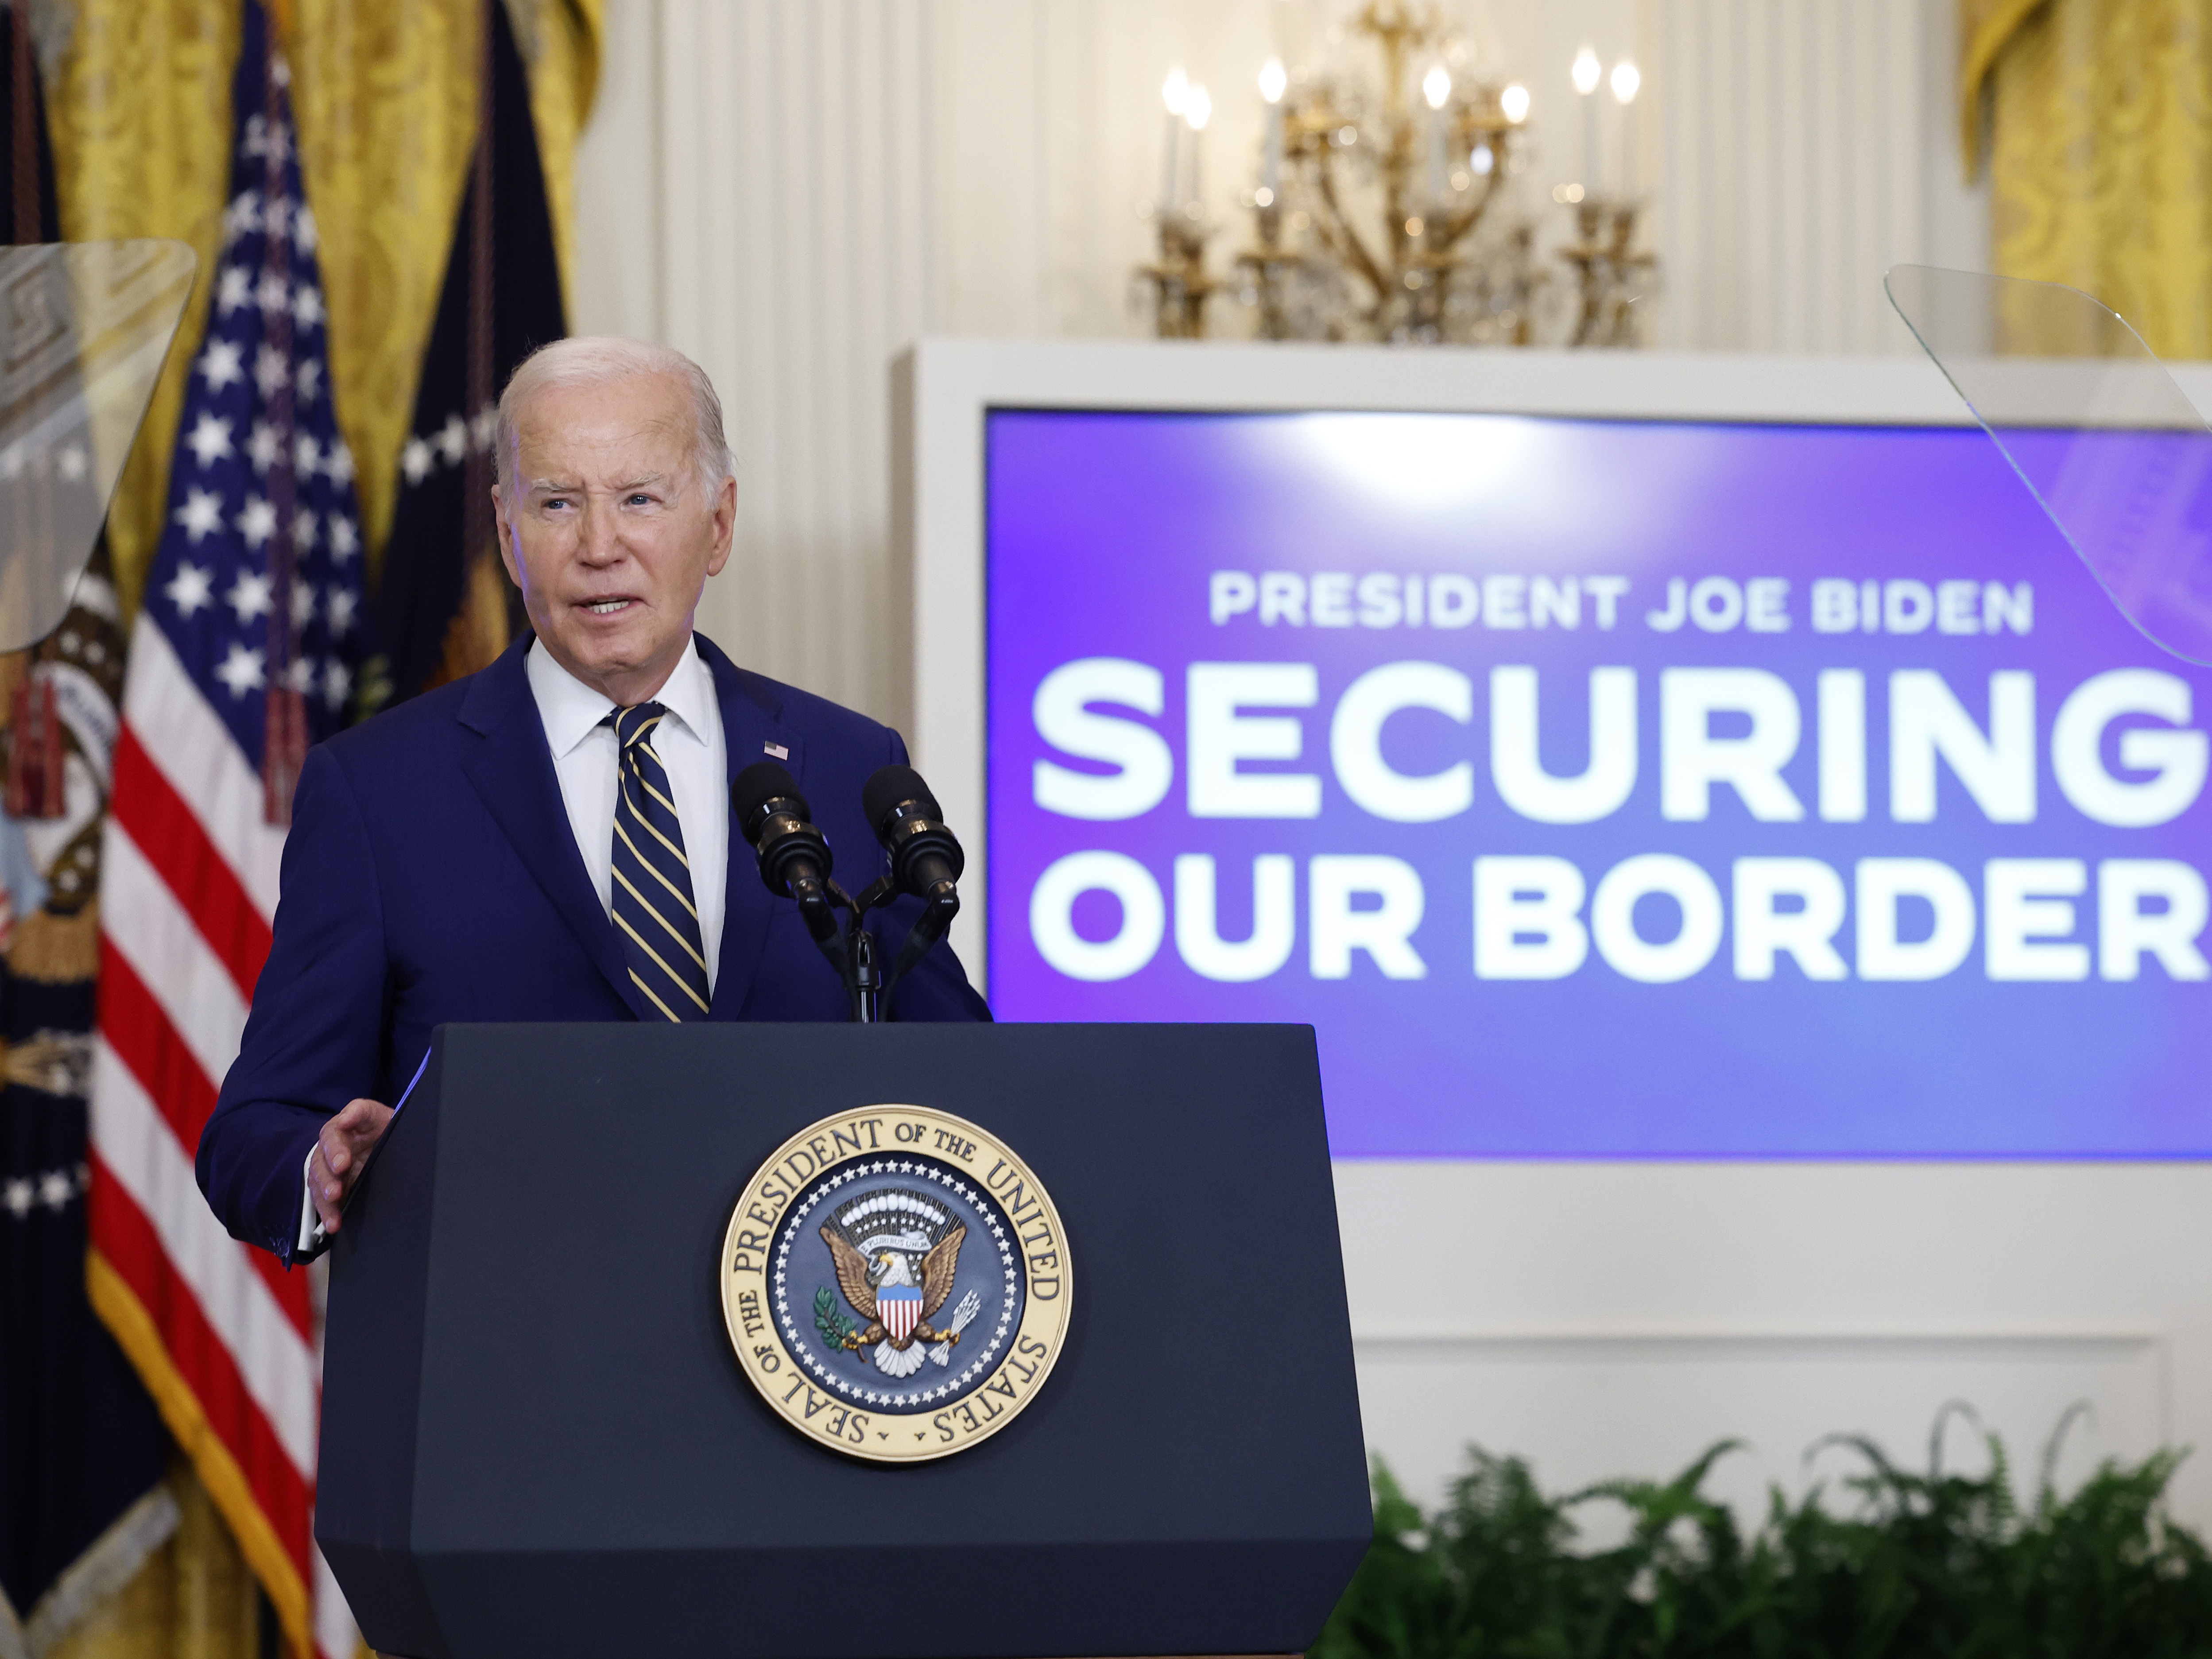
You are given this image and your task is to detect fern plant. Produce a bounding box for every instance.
[1313,1411,2212,1658]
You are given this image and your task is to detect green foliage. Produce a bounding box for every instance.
[813,1285,855,1348]
[1313,1413,2212,1658]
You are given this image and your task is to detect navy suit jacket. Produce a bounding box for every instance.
[197,632,989,1262]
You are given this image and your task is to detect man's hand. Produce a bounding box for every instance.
[310,1097,394,1236]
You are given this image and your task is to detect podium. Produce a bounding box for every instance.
[317,1022,1371,1659]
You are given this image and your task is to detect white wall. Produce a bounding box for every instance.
[570,0,1988,733]
[1339,1162,2208,1538]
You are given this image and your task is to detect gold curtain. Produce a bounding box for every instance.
[43,0,599,614]
[1963,0,2212,358]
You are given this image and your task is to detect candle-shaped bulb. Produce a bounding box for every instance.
[1610,58,1640,104]
[1162,66,1189,115]
[1500,82,1530,123]
[1259,56,1287,105]
[1185,84,1213,131]
[1571,46,1600,96]
[1422,65,1451,110]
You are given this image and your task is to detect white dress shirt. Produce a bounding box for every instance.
[525,633,729,983]
[299,635,730,1251]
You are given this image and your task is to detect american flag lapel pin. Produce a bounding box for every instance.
[764,742,789,760]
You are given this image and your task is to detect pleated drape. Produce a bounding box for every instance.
[1964,0,2212,358]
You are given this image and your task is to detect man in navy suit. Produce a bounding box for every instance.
[197,337,988,1265]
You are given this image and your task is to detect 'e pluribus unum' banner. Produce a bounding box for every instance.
[983,410,2212,1157]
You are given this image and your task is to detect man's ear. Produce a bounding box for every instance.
[704,472,737,580]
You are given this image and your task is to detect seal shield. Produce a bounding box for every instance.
[720,1105,1072,1461]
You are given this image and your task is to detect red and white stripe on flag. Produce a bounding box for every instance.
[88,620,355,1659]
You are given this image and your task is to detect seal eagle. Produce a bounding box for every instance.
[822,1221,968,1370]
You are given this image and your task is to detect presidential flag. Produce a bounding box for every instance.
[86,6,365,1658]
[371,0,566,704]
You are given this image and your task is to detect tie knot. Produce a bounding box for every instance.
[613,702,667,749]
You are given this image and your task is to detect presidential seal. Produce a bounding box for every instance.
[720,1105,1070,1462]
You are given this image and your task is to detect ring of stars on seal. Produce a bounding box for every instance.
[721,1105,1071,1463]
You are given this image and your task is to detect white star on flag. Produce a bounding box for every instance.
[291,284,324,329]
[262,194,292,240]
[235,496,278,550]
[253,344,289,399]
[435,414,467,465]
[217,265,253,314]
[172,488,225,543]
[199,339,245,391]
[328,516,360,561]
[290,581,317,628]
[322,658,352,710]
[293,201,318,253]
[256,271,290,314]
[186,414,236,468]
[293,432,319,473]
[165,561,214,617]
[325,588,356,636]
[247,421,281,472]
[283,655,316,694]
[211,642,266,698]
[294,509,318,551]
[401,436,433,483]
[221,191,260,239]
[227,569,274,622]
[323,439,355,485]
[243,113,290,161]
[296,360,322,402]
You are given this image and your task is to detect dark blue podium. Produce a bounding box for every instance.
[316,1022,1370,1659]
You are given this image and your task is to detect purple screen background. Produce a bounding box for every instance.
[983,409,2212,1158]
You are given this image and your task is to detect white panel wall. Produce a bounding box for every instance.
[1340,1163,2205,1532]
[572,0,1987,730]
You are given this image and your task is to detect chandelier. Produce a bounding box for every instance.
[1137,2,1655,347]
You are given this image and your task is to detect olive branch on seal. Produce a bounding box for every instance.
[814,1286,856,1350]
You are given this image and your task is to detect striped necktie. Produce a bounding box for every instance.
[609,702,712,1020]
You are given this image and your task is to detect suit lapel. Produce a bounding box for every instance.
[698,635,802,1017]
[457,637,645,1019]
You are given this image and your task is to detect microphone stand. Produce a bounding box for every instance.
[810,874,951,1025]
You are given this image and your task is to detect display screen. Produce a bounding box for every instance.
[983,409,2212,1158]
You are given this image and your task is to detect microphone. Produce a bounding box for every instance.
[862,766,963,1009]
[862,765,965,903]
[732,762,844,965]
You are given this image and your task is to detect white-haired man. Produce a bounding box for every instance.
[197,338,989,1264]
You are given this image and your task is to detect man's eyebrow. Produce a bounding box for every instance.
[524,471,675,499]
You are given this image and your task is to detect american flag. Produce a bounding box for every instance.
[85,6,363,1659]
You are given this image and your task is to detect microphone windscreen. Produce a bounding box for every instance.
[863,764,939,832]
[732,762,806,840]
